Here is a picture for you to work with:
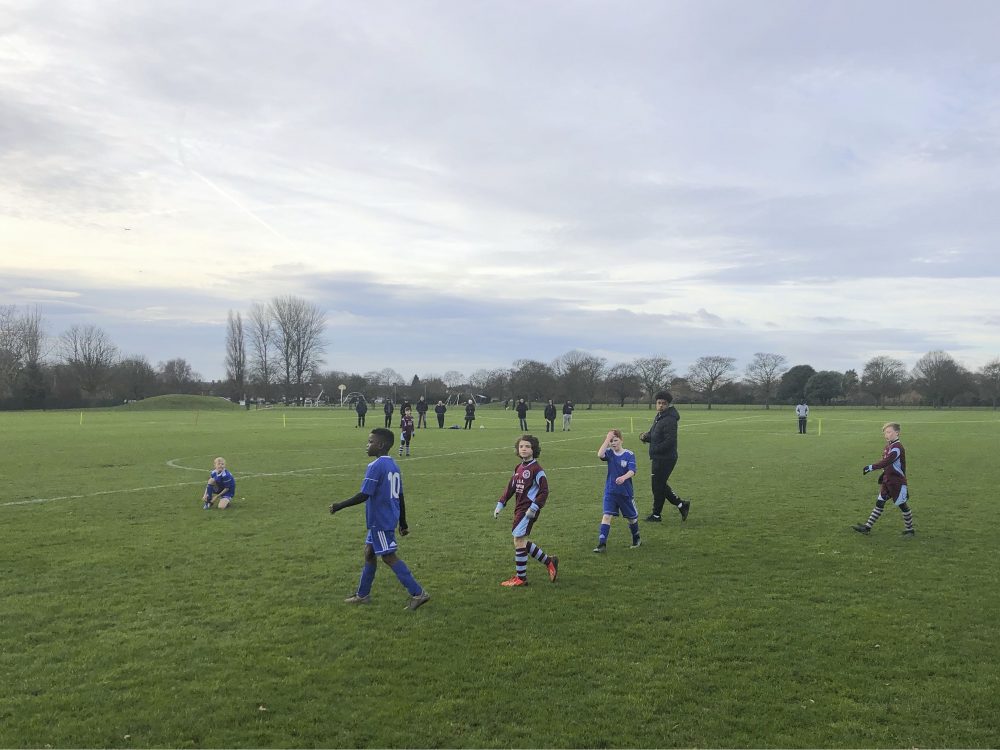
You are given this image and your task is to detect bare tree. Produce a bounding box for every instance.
[632,356,675,407]
[687,355,737,410]
[979,358,1000,409]
[0,305,25,398]
[225,309,247,397]
[911,350,970,407]
[0,305,45,399]
[271,295,326,402]
[442,370,466,389]
[509,360,555,403]
[113,355,159,401]
[861,355,908,407]
[60,324,119,397]
[158,358,201,394]
[604,362,640,406]
[554,350,606,407]
[246,302,277,401]
[744,352,788,409]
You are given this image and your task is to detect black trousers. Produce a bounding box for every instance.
[650,455,680,515]
[545,419,554,432]
[798,417,807,434]
[384,415,392,428]
[437,414,445,428]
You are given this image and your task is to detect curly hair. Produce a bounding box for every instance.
[515,434,541,458]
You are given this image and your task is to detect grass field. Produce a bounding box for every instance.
[2,404,999,748]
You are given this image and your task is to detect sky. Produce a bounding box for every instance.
[2,0,999,382]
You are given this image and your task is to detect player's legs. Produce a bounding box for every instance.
[616,495,641,546]
[854,496,888,534]
[380,551,425,601]
[347,543,378,602]
[595,493,618,551]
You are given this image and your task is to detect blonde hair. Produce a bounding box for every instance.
[882,422,900,433]
[214,456,226,467]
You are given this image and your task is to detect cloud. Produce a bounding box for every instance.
[2,0,1000,378]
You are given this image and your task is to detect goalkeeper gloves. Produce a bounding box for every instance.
[493,502,504,519]
[862,465,873,475]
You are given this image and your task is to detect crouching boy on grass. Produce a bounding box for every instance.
[493,435,558,587]
[329,428,430,610]
[202,457,235,510]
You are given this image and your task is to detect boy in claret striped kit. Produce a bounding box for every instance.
[853,422,915,538]
[493,435,558,587]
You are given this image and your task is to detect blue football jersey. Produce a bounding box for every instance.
[210,469,236,496]
[360,455,402,531]
[601,448,636,499]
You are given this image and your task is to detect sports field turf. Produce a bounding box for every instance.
[2,404,998,748]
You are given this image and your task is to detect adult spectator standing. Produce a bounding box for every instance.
[355,397,368,428]
[435,400,447,428]
[383,398,394,429]
[516,398,529,431]
[544,399,557,433]
[640,391,691,523]
[416,397,429,429]
[795,401,809,434]
[562,400,574,431]
[464,399,476,429]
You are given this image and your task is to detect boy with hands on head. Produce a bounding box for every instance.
[594,429,640,552]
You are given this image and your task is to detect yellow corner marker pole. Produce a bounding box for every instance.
[80,411,83,425]
[630,416,634,433]
[283,414,287,428]
[818,418,822,437]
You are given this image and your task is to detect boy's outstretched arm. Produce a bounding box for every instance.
[330,492,369,514]
[398,492,409,535]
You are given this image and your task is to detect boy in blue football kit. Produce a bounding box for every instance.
[493,435,558,586]
[593,429,640,552]
[329,428,430,610]
[202,457,236,510]
[853,422,915,537]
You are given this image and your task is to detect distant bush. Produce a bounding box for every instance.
[116,394,239,411]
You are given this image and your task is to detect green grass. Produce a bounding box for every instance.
[2,406,998,748]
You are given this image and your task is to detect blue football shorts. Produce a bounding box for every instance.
[365,529,399,556]
[603,493,638,519]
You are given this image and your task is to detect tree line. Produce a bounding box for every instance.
[317,350,1000,411]
[3,300,999,410]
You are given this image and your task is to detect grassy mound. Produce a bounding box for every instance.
[117,394,239,411]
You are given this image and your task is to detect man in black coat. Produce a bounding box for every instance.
[543,400,556,432]
[639,391,691,523]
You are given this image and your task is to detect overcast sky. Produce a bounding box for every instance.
[2,0,999,382]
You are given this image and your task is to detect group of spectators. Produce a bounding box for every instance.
[353,396,578,432]
[354,396,450,429]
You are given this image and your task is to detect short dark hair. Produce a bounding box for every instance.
[655,391,674,403]
[516,434,541,458]
[370,427,394,450]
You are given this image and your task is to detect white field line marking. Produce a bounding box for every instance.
[5,437,613,509]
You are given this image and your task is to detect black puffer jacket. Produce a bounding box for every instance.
[642,406,680,459]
